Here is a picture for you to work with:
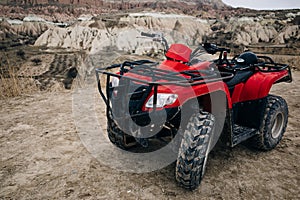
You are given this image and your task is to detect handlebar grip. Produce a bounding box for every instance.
[225,48,231,53]
[141,32,156,37]
[219,47,231,53]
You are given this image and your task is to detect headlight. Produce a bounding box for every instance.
[111,76,119,87]
[145,93,178,108]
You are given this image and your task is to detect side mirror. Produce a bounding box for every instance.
[203,43,218,55]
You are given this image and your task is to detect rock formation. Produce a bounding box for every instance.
[0,1,299,53]
[34,14,213,54]
[0,1,299,91]
[0,0,231,22]
[32,10,300,54]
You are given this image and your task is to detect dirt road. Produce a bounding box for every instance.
[0,71,299,199]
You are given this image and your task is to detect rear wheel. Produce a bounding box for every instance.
[175,111,215,190]
[250,95,288,150]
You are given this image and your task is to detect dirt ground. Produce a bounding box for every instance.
[0,70,299,199]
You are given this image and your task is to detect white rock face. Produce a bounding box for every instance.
[12,22,53,37]
[35,25,108,51]
[34,14,212,54]
[227,17,278,45]
[34,12,300,53]
[275,25,299,44]
[77,14,94,21]
[23,15,46,22]
[225,16,299,46]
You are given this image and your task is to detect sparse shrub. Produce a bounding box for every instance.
[16,49,26,60]
[0,66,38,99]
[31,58,42,66]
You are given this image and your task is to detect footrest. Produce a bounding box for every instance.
[232,124,258,146]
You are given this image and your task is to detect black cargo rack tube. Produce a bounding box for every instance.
[253,62,292,82]
[96,60,234,86]
[96,68,233,87]
[95,61,234,115]
[255,62,289,72]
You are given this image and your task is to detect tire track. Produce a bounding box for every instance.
[35,54,78,90]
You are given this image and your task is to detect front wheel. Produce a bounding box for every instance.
[250,95,288,151]
[175,111,215,190]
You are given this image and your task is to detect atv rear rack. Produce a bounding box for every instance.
[95,60,234,109]
[254,56,293,83]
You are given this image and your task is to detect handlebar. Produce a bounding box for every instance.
[219,47,231,54]
[141,32,157,38]
[203,43,230,54]
[140,31,169,52]
[141,32,164,38]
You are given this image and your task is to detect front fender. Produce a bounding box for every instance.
[175,81,232,109]
[142,81,232,111]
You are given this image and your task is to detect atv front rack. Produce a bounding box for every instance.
[95,60,234,109]
[96,60,234,86]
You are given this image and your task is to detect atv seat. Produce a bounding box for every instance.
[225,52,257,88]
[225,69,254,88]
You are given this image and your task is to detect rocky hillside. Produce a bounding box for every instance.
[32,10,300,52]
[0,0,238,22]
[0,1,299,92]
[34,13,212,53]
[0,19,55,50]
[1,6,299,54]
[1,0,299,50]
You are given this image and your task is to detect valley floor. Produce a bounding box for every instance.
[0,71,299,199]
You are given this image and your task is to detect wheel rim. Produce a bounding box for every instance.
[271,112,284,139]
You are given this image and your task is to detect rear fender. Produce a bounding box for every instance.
[239,70,289,102]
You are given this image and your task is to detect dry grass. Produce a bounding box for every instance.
[0,66,38,99]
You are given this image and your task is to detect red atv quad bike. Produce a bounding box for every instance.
[95,32,292,190]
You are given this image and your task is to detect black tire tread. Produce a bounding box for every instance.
[175,111,215,190]
[107,119,130,150]
[250,94,288,151]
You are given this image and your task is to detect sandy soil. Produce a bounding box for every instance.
[0,70,299,199]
